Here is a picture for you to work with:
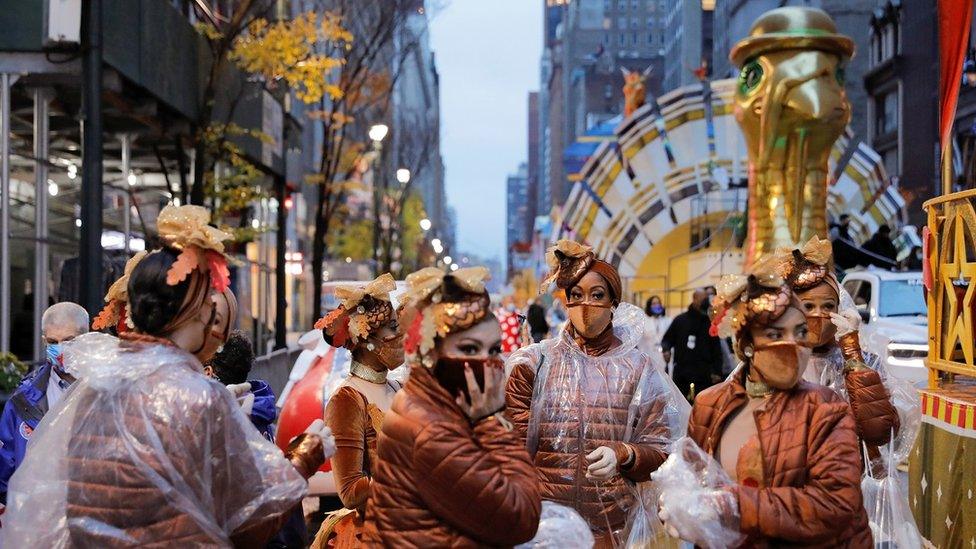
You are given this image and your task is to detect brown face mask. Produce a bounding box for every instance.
[750,341,811,390]
[367,332,405,371]
[804,313,836,349]
[432,355,504,404]
[567,302,613,338]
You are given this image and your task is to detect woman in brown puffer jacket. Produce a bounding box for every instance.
[364,267,541,548]
[672,263,871,548]
[505,240,689,547]
[2,206,332,548]
[776,237,901,451]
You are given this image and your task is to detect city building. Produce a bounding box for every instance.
[506,163,531,278]
[662,0,715,92]
[536,0,667,215]
[528,91,541,219]
[863,0,939,225]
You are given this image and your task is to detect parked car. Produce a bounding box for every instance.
[841,269,928,385]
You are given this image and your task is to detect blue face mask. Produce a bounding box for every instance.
[46,343,63,369]
[650,305,665,316]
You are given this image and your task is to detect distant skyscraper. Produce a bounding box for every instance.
[662,0,714,92]
[528,92,542,219]
[538,0,668,214]
[506,163,531,277]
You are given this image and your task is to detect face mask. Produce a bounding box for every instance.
[505,304,517,312]
[46,343,63,370]
[366,334,405,371]
[804,313,837,349]
[567,302,612,338]
[750,341,811,390]
[650,304,665,316]
[432,355,504,404]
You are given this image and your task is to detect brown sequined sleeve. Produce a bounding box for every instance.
[323,386,372,511]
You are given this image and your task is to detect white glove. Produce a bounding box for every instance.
[657,490,740,547]
[829,309,861,338]
[585,446,618,481]
[304,418,336,459]
[226,383,255,415]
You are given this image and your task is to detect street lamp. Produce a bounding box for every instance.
[368,124,389,143]
[450,263,459,272]
[396,168,411,184]
[419,218,432,231]
[443,255,453,265]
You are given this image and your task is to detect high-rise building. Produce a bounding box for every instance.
[864,0,939,225]
[506,163,531,277]
[528,92,541,220]
[537,0,667,214]
[662,0,714,92]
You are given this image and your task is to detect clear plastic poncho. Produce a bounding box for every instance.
[515,501,595,549]
[652,437,746,549]
[2,333,307,547]
[507,302,690,546]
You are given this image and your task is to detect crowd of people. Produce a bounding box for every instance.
[0,203,919,548]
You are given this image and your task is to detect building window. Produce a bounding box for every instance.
[869,2,901,69]
[632,32,639,45]
[630,17,639,29]
[648,32,654,44]
[630,0,638,9]
[617,0,626,10]
[646,16,654,28]
[604,0,611,12]
[873,90,899,137]
[617,16,627,29]
[647,0,655,11]
[618,33,626,46]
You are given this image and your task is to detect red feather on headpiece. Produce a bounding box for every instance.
[404,310,425,355]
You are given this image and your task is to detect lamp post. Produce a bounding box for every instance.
[369,124,389,273]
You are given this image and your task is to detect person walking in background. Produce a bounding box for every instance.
[526,298,550,343]
[203,329,279,442]
[640,295,671,364]
[862,225,898,268]
[662,288,723,401]
[0,302,89,507]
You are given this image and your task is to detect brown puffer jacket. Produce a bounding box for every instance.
[505,333,673,539]
[63,342,310,548]
[688,373,872,548]
[363,364,541,548]
[845,366,900,447]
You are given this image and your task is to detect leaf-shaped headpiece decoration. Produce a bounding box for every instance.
[401,266,491,358]
[92,251,148,331]
[775,235,838,294]
[315,273,398,348]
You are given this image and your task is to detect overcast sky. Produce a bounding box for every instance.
[429,0,542,262]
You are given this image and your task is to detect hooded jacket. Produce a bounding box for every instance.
[363,364,541,548]
[688,370,872,548]
[0,364,55,504]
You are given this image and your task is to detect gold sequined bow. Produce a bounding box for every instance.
[402,266,490,307]
[335,273,396,310]
[157,205,232,253]
[541,239,593,292]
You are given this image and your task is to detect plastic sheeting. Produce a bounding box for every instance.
[652,437,745,549]
[862,442,923,547]
[2,333,307,547]
[508,302,690,546]
[515,501,595,549]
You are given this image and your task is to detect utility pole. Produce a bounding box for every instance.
[80,0,104,315]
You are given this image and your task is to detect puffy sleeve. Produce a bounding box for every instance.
[844,363,900,446]
[504,343,544,445]
[734,401,865,544]
[323,386,371,511]
[616,355,690,481]
[412,417,542,546]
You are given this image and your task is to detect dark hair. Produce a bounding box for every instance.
[878,225,891,235]
[839,214,850,221]
[645,295,662,316]
[204,330,254,385]
[127,248,193,335]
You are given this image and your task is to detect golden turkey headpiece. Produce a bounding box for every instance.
[709,255,799,346]
[775,236,839,297]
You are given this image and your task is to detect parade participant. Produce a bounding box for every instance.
[308,273,403,548]
[672,262,871,547]
[776,236,900,449]
[2,205,333,547]
[0,302,89,506]
[506,240,689,547]
[365,266,541,547]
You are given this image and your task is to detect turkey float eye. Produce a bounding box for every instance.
[739,60,764,94]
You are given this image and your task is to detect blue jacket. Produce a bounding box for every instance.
[249,379,277,442]
[0,365,54,504]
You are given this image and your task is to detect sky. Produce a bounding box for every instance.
[429,0,542,262]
